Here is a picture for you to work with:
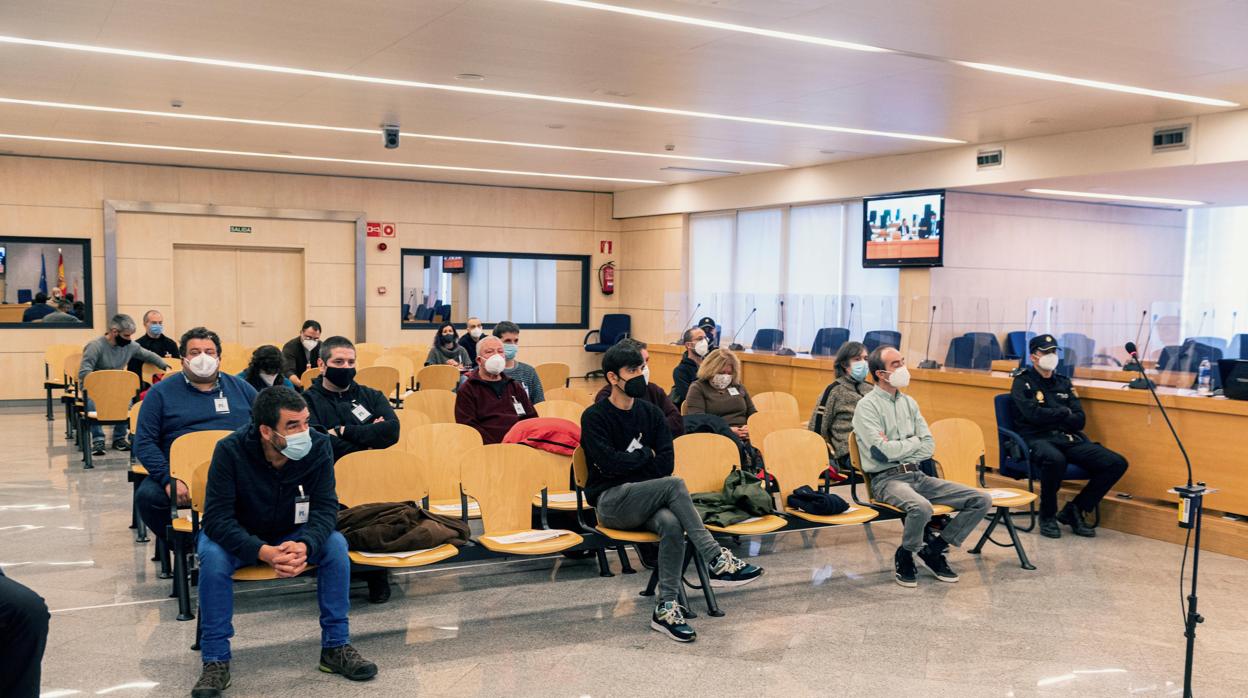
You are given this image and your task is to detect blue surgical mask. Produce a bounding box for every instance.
[849,360,869,382]
[503,343,518,361]
[275,428,312,461]
[149,324,163,337]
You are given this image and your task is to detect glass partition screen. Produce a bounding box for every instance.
[0,236,93,327]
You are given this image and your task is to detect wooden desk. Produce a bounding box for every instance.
[0,304,31,323]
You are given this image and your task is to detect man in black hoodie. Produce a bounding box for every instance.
[192,386,377,697]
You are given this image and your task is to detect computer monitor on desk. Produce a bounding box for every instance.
[1218,360,1248,400]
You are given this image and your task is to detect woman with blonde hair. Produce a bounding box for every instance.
[684,348,756,442]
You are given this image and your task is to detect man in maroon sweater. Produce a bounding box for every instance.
[455,336,537,444]
[593,339,682,436]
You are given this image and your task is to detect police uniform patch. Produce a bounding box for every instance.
[1035,390,1045,403]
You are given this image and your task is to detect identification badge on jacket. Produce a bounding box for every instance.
[351,402,372,423]
[511,397,526,415]
[214,396,230,413]
[294,486,310,524]
[727,387,740,396]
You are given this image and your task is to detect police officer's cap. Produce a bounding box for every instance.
[696,316,716,331]
[1029,334,1059,354]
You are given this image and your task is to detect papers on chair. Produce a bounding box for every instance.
[430,502,480,515]
[483,529,571,545]
[987,489,1017,499]
[842,505,860,513]
[546,492,579,503]
[737,516,766,524]
[355,548,439,559]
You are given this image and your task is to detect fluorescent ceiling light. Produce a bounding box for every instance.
[1024,188,1206,206]
[0,35,962,144]
[538,1,1238,108]
[0,133,664,184]
[0,96,787,168]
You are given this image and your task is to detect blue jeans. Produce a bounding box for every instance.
[86,397,128,444]
[196,529,351,663]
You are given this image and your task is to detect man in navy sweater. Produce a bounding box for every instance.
[581,343,762,643]
[191,386,376,697]
[133,327,258,539]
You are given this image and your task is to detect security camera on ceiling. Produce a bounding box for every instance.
[382,124,400,150]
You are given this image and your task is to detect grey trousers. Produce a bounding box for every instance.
[595,477,722,604]
[872,471,992,553]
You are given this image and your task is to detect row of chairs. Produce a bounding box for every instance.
[754,328,902,355]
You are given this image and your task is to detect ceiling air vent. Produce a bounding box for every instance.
[976,148,1004,169]
[1153,125,1190,152]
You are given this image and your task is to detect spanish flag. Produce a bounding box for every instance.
[57,251,67,295]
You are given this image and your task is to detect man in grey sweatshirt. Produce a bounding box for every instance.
[80,314,170,455]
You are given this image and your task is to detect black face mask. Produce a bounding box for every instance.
[324,365,356,387]
[113,334,131,347]
[441,334,456,348]
[617,375,648,399]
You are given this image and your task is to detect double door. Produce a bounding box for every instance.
[172,244,305,346]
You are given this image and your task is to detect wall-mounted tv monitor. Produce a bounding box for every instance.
[862,190,945,268]
[442,256,465,273]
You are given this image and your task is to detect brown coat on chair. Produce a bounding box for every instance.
[336,501,470,553]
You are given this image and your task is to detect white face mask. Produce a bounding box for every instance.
[1036,353,1060,372]
[641,365,651,384]
[710,373,732,390]
[693,339,709,357]
[483,353,506,375]
[301,337,318,352]
[469,327,483,339]
[886,365,911,389]
[259,371,278,386]
[187,353,219,380]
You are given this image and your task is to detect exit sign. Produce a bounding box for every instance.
[229,225,252,234]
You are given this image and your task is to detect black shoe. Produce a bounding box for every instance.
[191,661,230,697]
[708,547,764,587]
[636,543,659,570]
[917,547,960,583]
[112,438,131,452]
[1057,503,1096,537]
[651,601,696,642]
[91,441,106,456]
[894,547,917,588]
[319,644,378,681]
[366,572,391,604]
[1039,516,1062,539]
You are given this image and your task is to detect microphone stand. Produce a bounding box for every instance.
[918,304,940,369]
[1123,310,1149,372]
[672,303,702,345]
[1124,344,1210,698]
[727,307,757,351]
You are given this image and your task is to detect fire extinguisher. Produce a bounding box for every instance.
[598,261,615,295]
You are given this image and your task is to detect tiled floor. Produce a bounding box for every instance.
[3,405,1246,697]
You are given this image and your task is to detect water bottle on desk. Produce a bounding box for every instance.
[1197,359,1212,395]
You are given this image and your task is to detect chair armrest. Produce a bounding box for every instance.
[538,489,551,530]
[996,426,1035,485]
[582,329,601,345]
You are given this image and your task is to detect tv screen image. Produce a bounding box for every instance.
[863,190,945,268]
[442,255,465,273]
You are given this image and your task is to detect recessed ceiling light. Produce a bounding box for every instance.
[0,96,789,167]
[0,35,963,143]
[545,123,566,129]
[592,88,634,98]
[454,73,485,81]
[538,0,1238,108]
[0,132,665,184]
[1027,117,1052,125]
[1024,188,1205,206]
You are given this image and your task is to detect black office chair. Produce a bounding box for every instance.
[810,327,850,356]
[864,330,901,352]
[583,314,631,379]
[751,329,783,352]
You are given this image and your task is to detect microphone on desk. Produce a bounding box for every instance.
[672,303,702,344]
[1122,310,1149,372]
[727,307,756,351]
[918,304,940,369]
[1124,341,1156,391]
[775,299,796,355]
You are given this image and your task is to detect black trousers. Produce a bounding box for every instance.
[0,573,49,698]
[1028,437,1129,518]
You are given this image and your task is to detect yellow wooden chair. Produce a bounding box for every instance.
[752,391,800,418]
[416,363,460,392]
[404,389,456,424]
[43,343,79,421]
[535,362,571,390]
[141,357,182,387]
[127,401,151,541]
[81,370,140,469]
[166,430,234,620]
[672,433,787,536]
[930,418,1038,570]
[61,353,83,440]
[355,365,401,403]
[334,450,461,568]
[746,411,803,454]
[546,386,594,408]
[761,429,879,527]
[355,348,382,369]
[220,342,249,359]
[375,353,417,393]
[535,399,584,423]
[355,342,385,355]
[846,432,955,519]
[300,366,321,389]
[392,408,432,450]
[405,423,482,518]
[459,444,585,555]
[218,353,249,376]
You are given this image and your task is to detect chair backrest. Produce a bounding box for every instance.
[1185,336,1228,352]
[992,393,1028,479]
[406,423,482,500]
[963,332,1002,361]
[752,391,799,418]
[599,314,631,345]
[863,330,901,352]
[845,431,880,499]
[45,344,79,380]
[142,358,182,386]
[83,370,139,420]
[672,433,739,493]
[810,327,850,356]
[459,443,560,533]
[535,399,584,422]
[944,335,974,369]
[220,342,249,359]
[534,362,570,390]
[356,365,400,396]
[355,342,385,354]
[355,348,381,369]
[190,459,214,514]
[546,387,593,407]
[375,353,416,392]
[416,364,460,392]
[1228,333,1248,360]
[218,353,249,376]
[128,401,143,433]
[751,328,784,351]
[404,388,457,424]
[393,408,432,449]
[1159,341,1223,377]
[571,446,590,488]
[300,367,321,389]
[1004,330,1036,360]
[169,430,233,491]
[928,418,984,488]
[761,428,827,495]
[747,411,801,454]
[335,450,429,507]
[1058,333,1095,367]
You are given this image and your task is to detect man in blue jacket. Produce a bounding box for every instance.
[191,386,377,697]
[133,327,258,539]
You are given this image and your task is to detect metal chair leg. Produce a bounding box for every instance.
[174,534,194,621]
[969,510,1003,556]
[639,567,658,597]
[593,547,614,578]
[1002,510,1037,570]
[45,387,54,421]
[688,546,722,617]
[82,419,93,470]
[157,537,172,579]
[192,612,201,651]
[615,545,636,574]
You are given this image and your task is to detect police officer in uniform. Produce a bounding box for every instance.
[1009,335,1129,538]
